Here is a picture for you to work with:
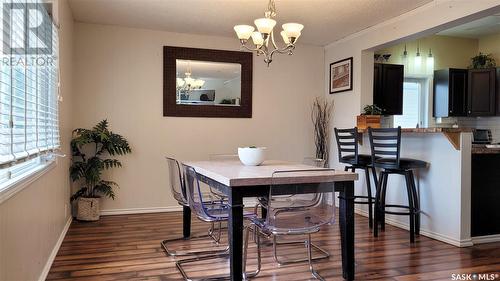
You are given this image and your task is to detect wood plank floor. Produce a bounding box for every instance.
[47,212,500,281]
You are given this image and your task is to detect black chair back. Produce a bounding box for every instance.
[368,127,401,168]
[334,127,359,164]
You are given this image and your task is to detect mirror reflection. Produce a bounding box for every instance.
[176,59,242,106]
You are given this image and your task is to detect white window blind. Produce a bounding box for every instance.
[0,1,59,169]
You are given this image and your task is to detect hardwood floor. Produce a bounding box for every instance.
[47,212,500,281]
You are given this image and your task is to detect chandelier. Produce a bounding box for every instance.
[233,0,304,66]
[176,61,205,93]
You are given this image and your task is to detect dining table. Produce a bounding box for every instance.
[182,159,358,281]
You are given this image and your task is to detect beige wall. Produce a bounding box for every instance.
[0,0,74,280]
[478,33,500,63]
[377,35,478,70]
[72,23,324,212]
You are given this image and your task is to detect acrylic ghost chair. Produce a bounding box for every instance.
[175,164,261,281]
[161,157,229,257]
[246,169,336,280]
[252,158,331,264]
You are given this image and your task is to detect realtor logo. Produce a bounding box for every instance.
[2,2,53,55]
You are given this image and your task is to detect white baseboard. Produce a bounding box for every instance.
[472,234,500,244]
[354,207,473,247]
[100,198,258,216]
[38,216,72,281]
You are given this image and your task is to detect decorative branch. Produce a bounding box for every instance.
[311,97,333,167]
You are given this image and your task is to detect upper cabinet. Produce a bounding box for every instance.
[433,68,498,117]
[433,68,468,118]
[373,63,404,115]
[467,68,496,116]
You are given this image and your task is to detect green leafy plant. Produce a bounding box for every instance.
[362,104,384,115]
[470,53,496,69]
[70,120,131,202]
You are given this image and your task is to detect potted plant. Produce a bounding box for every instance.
[357,105,384,129]
[311,97,333,166]
[70,120,131,221]
[469,53,496,69]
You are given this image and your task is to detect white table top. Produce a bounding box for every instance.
[183,160,358,187]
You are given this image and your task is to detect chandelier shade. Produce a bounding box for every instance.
[254,18,276,34]
[233,0,303,66]
[251,31,264,46]
[234,25,255,40]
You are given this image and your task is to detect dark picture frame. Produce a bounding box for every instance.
[330,57,353,94]
[163,46,253,118]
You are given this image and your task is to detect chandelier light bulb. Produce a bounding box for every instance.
[251,31,264,46]
[280,30,290,44]
[233,25,255,40]
[194,79,205,88]
[184,77,195,86]
[282,23,304,38]
[254,18,276,34]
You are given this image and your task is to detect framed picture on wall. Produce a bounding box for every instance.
[330,57,353,94]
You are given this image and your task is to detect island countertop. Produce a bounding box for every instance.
[357,127,473,133]
[357,127,472,150]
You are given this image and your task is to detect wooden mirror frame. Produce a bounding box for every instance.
[163,46,253,118]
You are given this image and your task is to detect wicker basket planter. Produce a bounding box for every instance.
[77,197,100,221]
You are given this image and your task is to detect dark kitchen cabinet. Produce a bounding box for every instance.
[471,153,500,236]
[433,68,468,117]
[467,68,496,116]
[496,68,500,115]
[373,63,404,115]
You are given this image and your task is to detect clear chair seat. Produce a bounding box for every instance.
[198,203,256,222]
[250,216,322,235]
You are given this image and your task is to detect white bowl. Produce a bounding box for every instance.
[238,147,266,166]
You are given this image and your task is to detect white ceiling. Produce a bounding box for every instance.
[176,59,240,80]
[438,14,500,39]
[68,0,433,46]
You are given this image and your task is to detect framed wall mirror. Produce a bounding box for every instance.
[163,46,253,118]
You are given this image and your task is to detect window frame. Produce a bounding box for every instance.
[393,76,430,128]
[0,1,61,200]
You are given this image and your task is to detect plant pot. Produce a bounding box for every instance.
[356,115,382,130]
[77,197,100,221]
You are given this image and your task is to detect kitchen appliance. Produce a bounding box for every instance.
[472,129,492,144]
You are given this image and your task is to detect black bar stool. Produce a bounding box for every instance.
[334,127,378,228]
[368,127,427,243]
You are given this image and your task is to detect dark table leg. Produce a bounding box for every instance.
[228,190,244,281]
[261,195,268,219]
[182,205,191,238]
[339,180,355,280]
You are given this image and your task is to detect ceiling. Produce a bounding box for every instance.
[68,0,433,46]
[176,60,240,80]
[438,14,500,39]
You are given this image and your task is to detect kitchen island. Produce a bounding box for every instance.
[342,128,475,246]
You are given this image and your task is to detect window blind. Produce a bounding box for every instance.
[0,1,59,169]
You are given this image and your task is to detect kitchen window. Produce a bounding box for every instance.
[393,78,428,128]
[0,1,60,193]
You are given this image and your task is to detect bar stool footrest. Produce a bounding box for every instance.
[380,204,419,216]
[353,195,375,205]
